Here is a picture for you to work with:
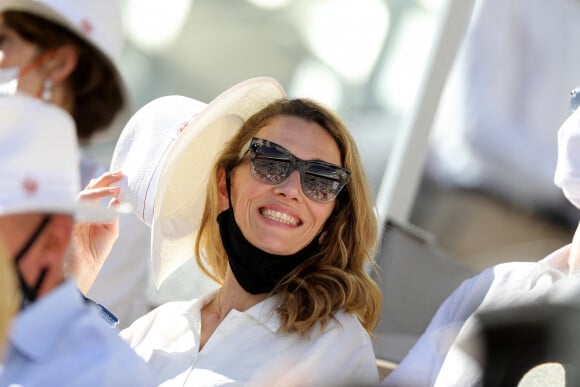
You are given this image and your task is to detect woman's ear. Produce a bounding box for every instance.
[45,44,79,84]
[217,168,230,211]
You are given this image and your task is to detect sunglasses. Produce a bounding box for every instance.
[244,137,351,203]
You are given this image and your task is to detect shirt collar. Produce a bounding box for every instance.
[244,295,281,333]
[191,289,282,333]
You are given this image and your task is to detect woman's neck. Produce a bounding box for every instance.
[218,266,269,317]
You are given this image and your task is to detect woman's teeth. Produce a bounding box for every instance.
[261,209,299,225]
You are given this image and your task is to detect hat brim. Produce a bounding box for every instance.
[151,77,286,287]
[75,201,132,223]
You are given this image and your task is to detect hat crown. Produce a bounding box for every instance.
[0,95,79,214]
[111,95,207,226]
[0,95,125,222]
[2,95,77,172]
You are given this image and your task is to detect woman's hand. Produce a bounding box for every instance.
[70,171,125,294]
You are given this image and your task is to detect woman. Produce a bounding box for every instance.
[76,78,383,385]
[0,6,123,142]
[0,1,150,327]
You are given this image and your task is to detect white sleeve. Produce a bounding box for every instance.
[382,267,496,386]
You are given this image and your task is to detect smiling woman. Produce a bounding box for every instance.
[74,77,382,386]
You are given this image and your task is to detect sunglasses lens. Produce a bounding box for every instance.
[251,152,291,185]
[303,164,345,202]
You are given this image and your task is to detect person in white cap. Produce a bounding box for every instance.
[0,95,153,386]
[0,0,151,328]
[382,92,580,386]
[73,77,382,385]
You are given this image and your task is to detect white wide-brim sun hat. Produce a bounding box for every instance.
[0,94,128,222]
[0,0,130,139]
[111,77,286,287]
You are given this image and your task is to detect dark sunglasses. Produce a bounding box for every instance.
[243,137,351,203]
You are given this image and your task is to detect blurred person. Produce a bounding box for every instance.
[0,0,150,328]
[426,0,580,225]
[73,77,382,386]
[0,95,152,386]
[0,243,18,361]
[382,92,580,386]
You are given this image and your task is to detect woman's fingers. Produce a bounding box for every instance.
[78,170,125,202]
[85,170,124,190]
[77,186,120,202]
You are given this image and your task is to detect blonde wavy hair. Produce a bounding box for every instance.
[195,98,382,335]
[0,243,18,353]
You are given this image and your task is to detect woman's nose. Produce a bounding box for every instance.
[273,170,302,200]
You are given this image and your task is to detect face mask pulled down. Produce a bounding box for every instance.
[13,216,51,310]
[217,207,322,295]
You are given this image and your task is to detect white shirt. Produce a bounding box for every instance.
[121,289,379,386]
[0,280,153,387]
[382,244,579,387]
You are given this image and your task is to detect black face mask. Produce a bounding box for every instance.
[13,215,51,310]
[217,207,321,295]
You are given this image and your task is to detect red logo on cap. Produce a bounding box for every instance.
[176,121,188,134]
[80,19,93,34]
[22,178,39,196]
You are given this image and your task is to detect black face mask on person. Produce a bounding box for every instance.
[13,215,51,310]
[216,178,322,295]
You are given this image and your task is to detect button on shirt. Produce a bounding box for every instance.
[0,280,153,387]
[121,289,378,386]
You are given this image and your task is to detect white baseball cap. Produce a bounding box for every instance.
[111,77,286,286]
[0,94,128,222]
